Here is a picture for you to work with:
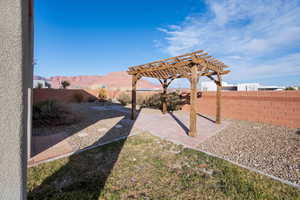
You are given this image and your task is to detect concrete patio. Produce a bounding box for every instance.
[133,108,229,148]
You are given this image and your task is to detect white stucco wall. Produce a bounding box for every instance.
[0,0,33,199]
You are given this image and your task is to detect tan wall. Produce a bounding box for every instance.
[33,88,160,103]
[33,89,97,103]
[182,91,300,128]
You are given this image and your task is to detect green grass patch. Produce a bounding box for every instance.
[28,132,300,200]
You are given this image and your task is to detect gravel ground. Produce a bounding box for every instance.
[198,120,300,185]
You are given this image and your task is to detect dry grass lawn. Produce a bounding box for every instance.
[28,133,300,200]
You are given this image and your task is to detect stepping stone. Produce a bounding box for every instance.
[115,125,123,128]
[98,128,108,132]
[78,132,88,137]
[199,168,213,175]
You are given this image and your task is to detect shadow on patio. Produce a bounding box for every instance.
[28,103,141,199]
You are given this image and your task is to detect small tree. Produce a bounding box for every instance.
[285,86,295,90]
[45,82,51,88]
[98,88,108,101]
[36,82,43,89]
[61,80,70,89]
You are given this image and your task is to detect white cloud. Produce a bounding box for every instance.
[157,0,300,82]
[226,53,300,81]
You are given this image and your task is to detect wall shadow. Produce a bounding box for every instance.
[28,104,141,199]
[31,102,127,157]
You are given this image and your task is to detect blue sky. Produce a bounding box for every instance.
[35,0,300,86]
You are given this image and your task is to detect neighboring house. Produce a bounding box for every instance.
[199,81,231,91]
[199,81,284,91]
[33,79,51,88]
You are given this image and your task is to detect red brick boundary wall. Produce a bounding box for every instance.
[33,89,99,103]
[182,91,300,128]
[34,89,300,128]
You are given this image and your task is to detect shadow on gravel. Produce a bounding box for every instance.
[197,113,216,123]
[28,105,141,200]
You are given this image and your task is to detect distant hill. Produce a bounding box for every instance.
[34,71,161,90]
[33,75,48,81]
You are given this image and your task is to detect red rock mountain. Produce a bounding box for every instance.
[48,71,161,90]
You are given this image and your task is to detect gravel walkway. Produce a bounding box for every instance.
[198,120,300,185]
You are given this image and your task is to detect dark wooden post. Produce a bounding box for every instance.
[189,65,198,137]
[131,75,138,120]
[162,79,168,114]
[216,74,222,124]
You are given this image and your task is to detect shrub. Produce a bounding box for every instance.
[107,98,113,103]
[143,93,161,108]
[45,82,51,88]
[73,93,84,103]
[167,92,184,111]
[98,88,108,101]
[117,92,131,106]
[87,96,97,102]
[137,95,147,105]
[32,100,79,128]
[36,83,43,89]
[285,86,295,90]
[61,80,70,89]
[143,92,184,111]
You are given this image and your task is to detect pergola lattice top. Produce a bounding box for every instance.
[127,50,230,80]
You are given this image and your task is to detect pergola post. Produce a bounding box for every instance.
[189,65,198,137]
[216,74,222,124]
[131,75,138,120]
[162,79,168,114]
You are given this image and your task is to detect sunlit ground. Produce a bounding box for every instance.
[28,132,300,200]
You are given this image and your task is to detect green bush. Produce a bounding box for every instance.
[143,92,184,111]
[61,80,70,89]
[32,100,79,128]
[117,92,131,106]
[285,86,295,90]
[73,93,84,103]
[36,83,43,89]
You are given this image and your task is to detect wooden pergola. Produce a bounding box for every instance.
[127,50,230,137]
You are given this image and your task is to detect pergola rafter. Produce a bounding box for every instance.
[127,50,230,137]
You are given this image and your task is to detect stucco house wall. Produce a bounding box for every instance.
[0,0,33,199]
